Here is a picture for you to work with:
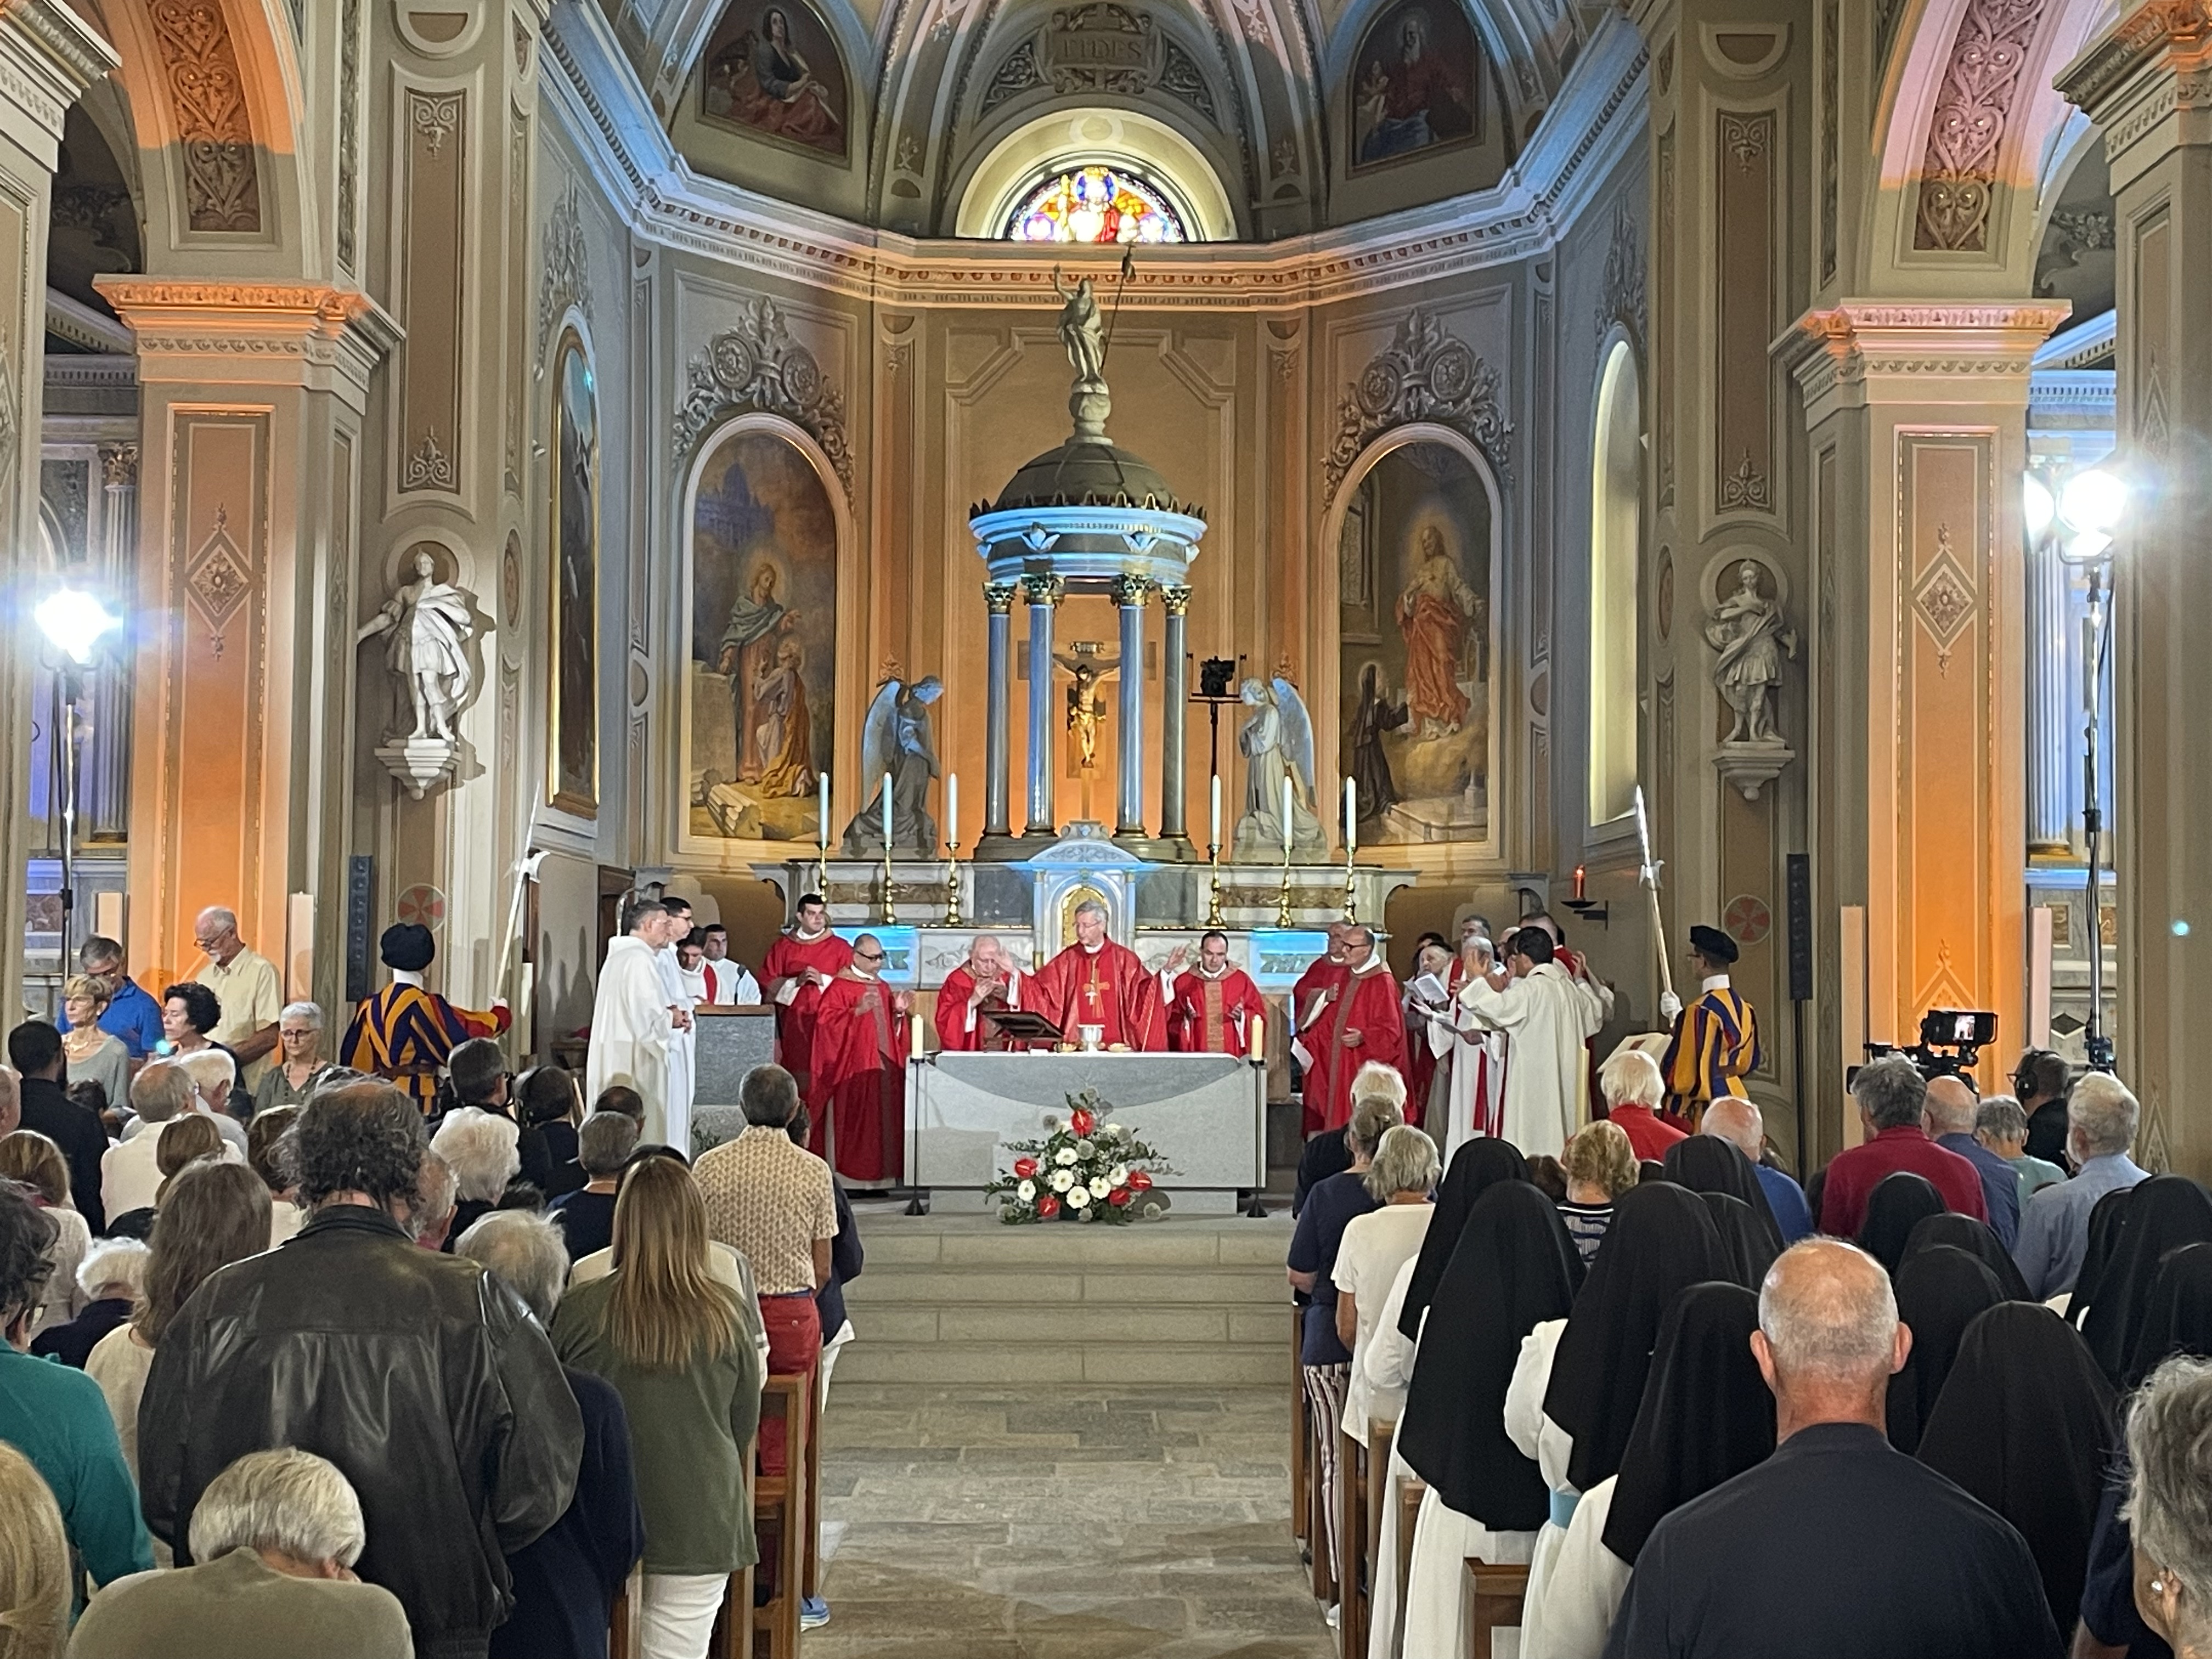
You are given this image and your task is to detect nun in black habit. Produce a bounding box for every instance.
[2079,1173,2212,1383]
[1395,1135,1530,1341]
[1885,1245,2007,1453]
[1855,1169,1946,1277]
[1901,1209,2034,1301]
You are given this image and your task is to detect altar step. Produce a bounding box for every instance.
[836,1207,1296,1387]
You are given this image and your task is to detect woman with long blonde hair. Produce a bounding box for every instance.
[0,1442,68,1659]
[552,1153,760,1659]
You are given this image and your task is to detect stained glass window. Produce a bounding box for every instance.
[1005,166,1188,244]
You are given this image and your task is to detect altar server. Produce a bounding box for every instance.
[700,924,761,1006]
[1301,927,1407,1133]
[583,899,680,1146]
[808,933,911,1183]
[1031,900,1167,1051]
[1166,930,1267,1056]
[935,934,1032,1052]
[1657,924,1761,1129]
[655,896,698,1150]
[1461,925,1602,1160]
[340,923,510,1112]
[761,894,852,1090]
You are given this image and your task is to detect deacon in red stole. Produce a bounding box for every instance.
[1301,926,1407,1132]
[934,933,1035,1052]
[1167,930,1267,1056]
[760,893,852,1089]
[807,932,910,1182]
[1290,922,1352,1132]
[1032,900,1169,1051]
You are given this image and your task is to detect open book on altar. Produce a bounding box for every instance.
[981,1009,1064,1045]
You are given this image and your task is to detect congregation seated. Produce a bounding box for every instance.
[1699,1097,1814,1243]
[0,1440,69,1658]
[1925,1075,2022,1249]
[10,1020,108,1235]
[431,1103,524,1248]
[30,1235,146,1368]
[0,1129,92,1337]
[1817,1054,1987,1235]
[1555,1120,1635,1266]
[2125,1355,2212,1659]
[547,1109,638,1260]
[515,1066,586,1200]
[2014,1070,2150,1301]
[1333,1124,1440,1457]
[1973,1092,2067,1209]
[1594,1048,1681,1164]
[67,1448,414,1659]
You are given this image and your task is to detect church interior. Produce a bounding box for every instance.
[2,0,2209,1654]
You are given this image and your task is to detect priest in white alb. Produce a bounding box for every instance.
[653,895,700,1155]
[1438,932,1508,1158]
[1458,923,1599,1159]
[585,898,681,1147]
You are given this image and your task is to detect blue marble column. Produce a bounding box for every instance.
[1023,574,1063,836]
[1113,574,1150,838]
[983,581,1017,841]
[2027,528,2072,855]
[1159,584,1190,847]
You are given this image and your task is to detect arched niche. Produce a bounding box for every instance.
[675,411,861,864]
[1319,421,1503,865]
[1588,332,1641,827]
[952,106,1239,241]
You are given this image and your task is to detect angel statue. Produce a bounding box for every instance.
[1233,676,1327,857]
[1703,561,1797,745]
[843,675,945,856]
[358,548,475,742]
[1051,269,1108,389]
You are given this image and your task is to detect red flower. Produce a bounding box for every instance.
[1037,1194,1061,1218]
[1070,1108,1096,1136]
[1128,1169,1154,1191]
[1108,1187,1133,1207]
[1013,1157,1038,1179]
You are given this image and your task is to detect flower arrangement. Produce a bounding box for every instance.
[988,1089,1173,1225]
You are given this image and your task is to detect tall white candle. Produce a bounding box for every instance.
[1344,777,1357,855]
[1209,774,1222,850]
[946,772,958,849]
[819,772,830,850]
[882,772,894,851]
[1281,776,1294,857]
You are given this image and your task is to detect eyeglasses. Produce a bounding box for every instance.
[856,951,885,963]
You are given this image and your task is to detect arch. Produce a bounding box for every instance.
[673,410,861,866]
[952,106,1240,240]
[1588,332,1640,827]
[1314,419,1505,868]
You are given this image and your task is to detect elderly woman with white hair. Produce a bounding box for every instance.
[68,1448,414,1659]
[2123,1356,2212,1659]
[457,1210,645,1659]
[428,1107,521,1251]
[167,1048,250,1158]
[1598,1042,1688,1162]
[253,1002,332,1115]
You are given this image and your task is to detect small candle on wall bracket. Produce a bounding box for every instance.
[1572,864,1587,902]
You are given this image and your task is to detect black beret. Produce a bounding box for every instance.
[1689,924,1739,965]
[380,923,436,972]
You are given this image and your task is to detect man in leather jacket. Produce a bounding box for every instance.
[140,1082,584,1659]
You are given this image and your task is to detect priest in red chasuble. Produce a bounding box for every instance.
[1167,930,1267,1056]
[760,892,852,1089]
[1300,926,1407,1132]
[934,933,1035,1052]
[1032,900,1169,1051]
[807,932,910,1183]
[1290,922,1352,1131]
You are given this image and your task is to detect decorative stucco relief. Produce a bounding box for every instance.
[147,0,261,231]
[1594,200,1645,346]
[537,177,594,373]
[1323,309,1513,496]
[1912,0,2046,252]
[673,298,854,491]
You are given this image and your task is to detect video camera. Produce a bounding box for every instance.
[1866,1008,1999,1084]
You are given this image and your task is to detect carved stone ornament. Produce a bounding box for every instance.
[1703,558,1797,799]
[1912,0,2044,253]
[147,0,262,232]
[1594,200,1646,346]
[673,298,854,490]
[981,5,1218,125]
[1324,309,1513,496]
[537,177,594,374]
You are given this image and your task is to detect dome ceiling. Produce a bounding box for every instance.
[597,0,1594,239]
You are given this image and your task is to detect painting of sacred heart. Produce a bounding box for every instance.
[687,427,838,843]
[1337,440,1493,845]
[697,0,851,162]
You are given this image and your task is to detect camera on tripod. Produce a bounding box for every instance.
[1866,1009,1999,1083]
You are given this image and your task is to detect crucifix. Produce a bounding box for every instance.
[1057,640,1119,825]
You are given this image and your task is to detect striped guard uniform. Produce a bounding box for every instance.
[340,981,511,1110]
[1659,982,1760,1129]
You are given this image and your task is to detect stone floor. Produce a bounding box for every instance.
[806,1382,1334,1658]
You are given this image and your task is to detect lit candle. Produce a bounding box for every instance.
[819,772,830,850]
[1344,777,1357,856]
[910,1011,925,1056]
[1209,774,1222,850]
[1572,864,1587,902]
[882,771,894,851]
[946,772,959,849]
[1281,776,1294,857]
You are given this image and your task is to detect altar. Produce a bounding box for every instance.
[906,1049,1267,1215]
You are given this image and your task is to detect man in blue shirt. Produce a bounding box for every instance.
[1701,1097,1815,1244]
[81,935,165,1060]
[1925,1075,2021,1250]
[2013,1072,2149,1301]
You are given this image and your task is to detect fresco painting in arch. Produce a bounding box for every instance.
[1348,0,1482,173]
[698,0,851,162]
[1338,441,1491,845]
[689,428,838,844]
[550,334,599,818]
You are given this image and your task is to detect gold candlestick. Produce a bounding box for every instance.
[815,843,831,910]
[881,844,896,926]
[1344,855,1358,925]
[1206,840,1225,927]
[1277,847,1295,928]
[944,842,963,927]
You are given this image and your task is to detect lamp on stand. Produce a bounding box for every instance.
[35,586,122,967]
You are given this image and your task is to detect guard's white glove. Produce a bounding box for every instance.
[1659,990,1683,1022]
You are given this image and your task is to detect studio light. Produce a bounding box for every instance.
[2022,473,2055,541]
[35,587,120,665]
[2058,467,2126,538]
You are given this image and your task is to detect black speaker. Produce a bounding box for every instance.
[1786,853,1812,1002]
[346,855,376,1005]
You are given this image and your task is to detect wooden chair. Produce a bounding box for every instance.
[1395,1476,1425,1659]
[1337,1427,1370,1657]
[1290,1307,1311,1556]
[1306,1384,1336,1603]
[752,1376,811,1659]
[1365,1418,1396,1567]
[802,1371,825,1599]
[1462,1559,1530,1659]
[706,1564,757,1659]
[608,1564,643,1659]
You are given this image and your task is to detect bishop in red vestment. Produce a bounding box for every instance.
[760,894,852,1088]
[1031,901,1168,1051]
[806,933,910,1182]
[1301,927,1408,1132]
[934,934,1035,1052]
[1167,930,1267,1056]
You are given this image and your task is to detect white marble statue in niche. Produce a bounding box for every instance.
[1703,560,1796,747]
[360,548,476,742]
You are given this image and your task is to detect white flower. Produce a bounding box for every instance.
[1066,1184,1092,1209]
[1017,1180,1036,1203]
[1051,1169,1074,1192]
[1089,1176,1111,1200]
[1104,1122,1125,1137]
[1108,1165,1129,1188]
[1054,1147,1079,1166]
